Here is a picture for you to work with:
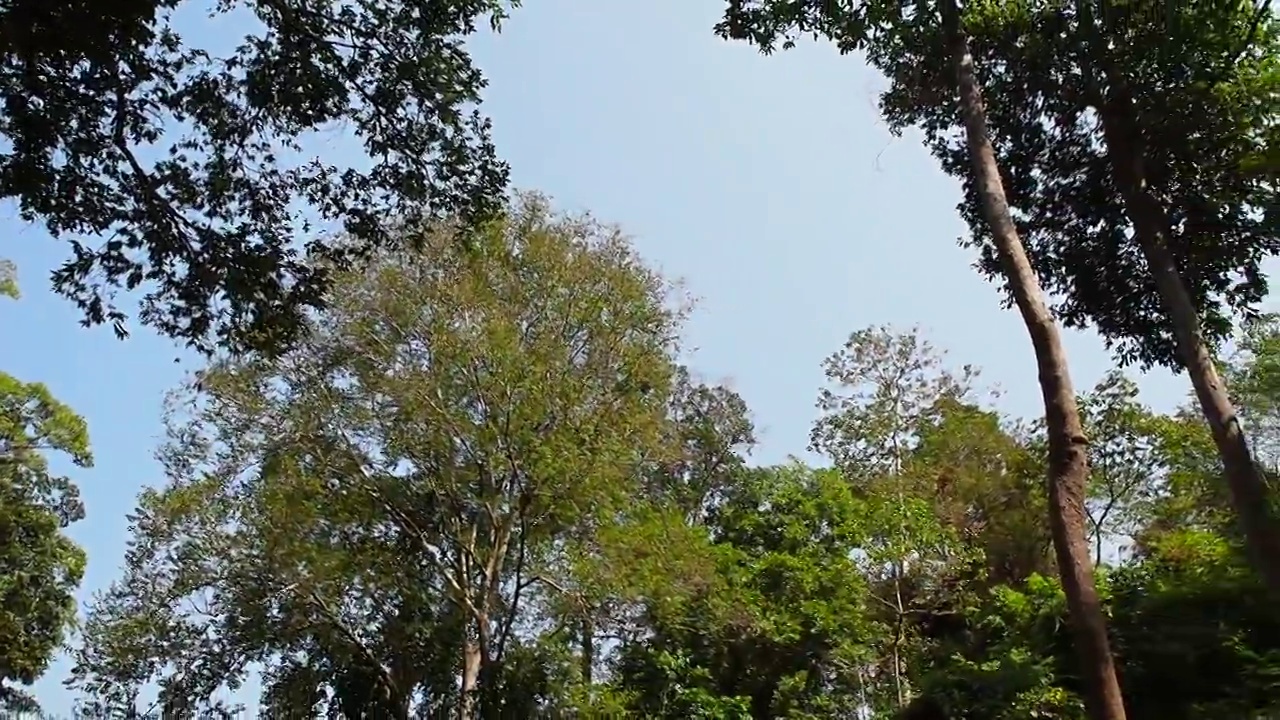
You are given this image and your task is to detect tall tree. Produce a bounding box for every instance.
[67,194,705,718]
[716,3,1127,718]
[1,0,512,353]
[611,463,881,719]
[0,267,92,715]
[810,325,977,710]
[908,397,1053,587]
[875,0,1280,591]
[1077,371,1164,565]
[1080,0,1280,595]
[564,367,756,696]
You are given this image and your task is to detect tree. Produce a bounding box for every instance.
[0,269,92,715]
[608,332,1065,719]
[559,367,757,699]
[908,397,1052,587]
[1225,313,1280,467]
[67,194,706,718]
[873,0,1280,593]
[921,530,1280,720]
[810,325,978,710]
[716,4,1126,718]
[611,464,880,719]
[913,338,1280,720]
[0,260,17,301]
[1077,372,1164,565]
[1085,10,1280,591]
[1,0,512,353]
[649,366,756,526]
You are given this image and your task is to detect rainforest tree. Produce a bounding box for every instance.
[67,195,711,718]
[874,0,1280,592]
[716,3,1126,717]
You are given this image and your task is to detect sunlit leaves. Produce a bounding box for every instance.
[67,195,700,716]
[0,368,92,713]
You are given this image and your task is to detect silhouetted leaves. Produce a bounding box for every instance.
[1,0,513,353]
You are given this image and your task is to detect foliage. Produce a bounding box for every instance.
[871,0,1280,368]
[1110,529,1280,719]
[0,259,17,300]
[0,0,1276,711]
[51,302,1280,718]
[811,325,977,479]
[66,195,699,717]
[612,464,878,719]
[915,574,1085,720]
[1,0,513,353]
[1228,313,1280,465]
[0,275,92,714]
[1077,371,1166,563]
[719,0,1279,367]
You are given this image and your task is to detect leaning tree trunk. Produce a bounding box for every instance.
[941,2,1128,719]
[1096,81,1280,594]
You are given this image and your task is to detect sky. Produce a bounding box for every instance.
[1,0,1213,714]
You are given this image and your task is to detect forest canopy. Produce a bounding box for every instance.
[3,1,1280,719]
[52,197,1280,719]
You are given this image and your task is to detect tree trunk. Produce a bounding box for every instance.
[580,614,595,685]
[461,639,481,720]
[941,3,1127,720]
[460,617,489,720]
[1095,83,1280,594]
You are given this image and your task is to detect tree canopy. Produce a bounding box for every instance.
[6,1,1280,718]
[1,0,512,353]
[872,0,1280,368]
[0,272,92,715]
[62,297,1280,717]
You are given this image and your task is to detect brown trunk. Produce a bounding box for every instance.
[941,2,1127,719]
[1096,82,1280,594]
[581,615,595,685]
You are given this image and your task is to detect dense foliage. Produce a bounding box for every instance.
[1,0,512,353]
[0,271,92,715]
[48,210,1280,715]
[3,1,1279,718]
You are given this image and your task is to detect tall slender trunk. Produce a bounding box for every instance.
[580,614,595,685]
[891,425,908,708]
[891,561,907,708]
[941,2,1127,719]
[1095,81,1280,594]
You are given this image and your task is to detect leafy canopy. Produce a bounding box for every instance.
[67,194,706,717]
[1,0,513,353]
[0,271,93,714]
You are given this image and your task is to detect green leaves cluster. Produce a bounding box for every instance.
[877,0,1280,368]
[6,0,1280,715]
[0,271,93,715]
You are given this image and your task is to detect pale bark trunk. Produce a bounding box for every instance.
[460,637,481,720]
[1096,83,1280,594]
[460,612,492,720]
[942,2,1127,719]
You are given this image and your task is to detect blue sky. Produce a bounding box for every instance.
[4,0,1206,713]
